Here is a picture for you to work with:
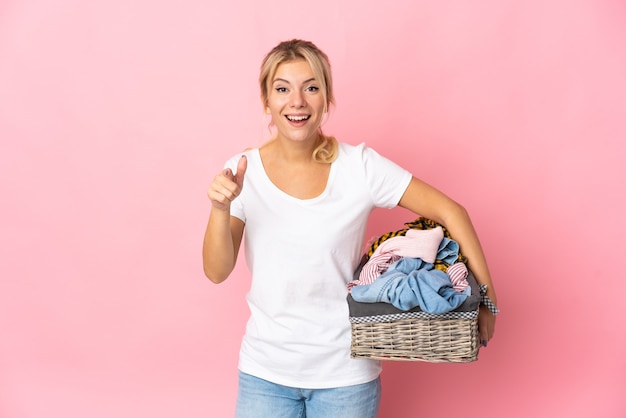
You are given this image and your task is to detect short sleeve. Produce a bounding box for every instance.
[360,144,413,208]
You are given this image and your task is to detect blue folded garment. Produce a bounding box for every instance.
[437,237,461,265]
[350,257,469,313]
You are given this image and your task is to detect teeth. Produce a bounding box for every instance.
[287,115,309,121]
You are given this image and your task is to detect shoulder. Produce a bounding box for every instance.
[337,141,367,153]
[336,142,391,166]
[336,142,378,160]
[337,141,410,180]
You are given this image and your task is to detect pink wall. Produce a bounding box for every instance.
[1,0,625,417]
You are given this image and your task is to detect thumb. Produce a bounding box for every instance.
[234,155,247,188]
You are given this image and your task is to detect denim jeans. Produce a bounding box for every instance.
[235,371,381,418]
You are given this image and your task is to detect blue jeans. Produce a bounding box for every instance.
[235,371,381,418]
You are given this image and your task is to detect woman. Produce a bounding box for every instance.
[203,39,498,418]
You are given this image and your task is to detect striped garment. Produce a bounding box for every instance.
[447,262,469,291]
[347,253,401,290]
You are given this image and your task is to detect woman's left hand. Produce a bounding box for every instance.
[478,305,496,347]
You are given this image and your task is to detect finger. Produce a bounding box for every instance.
[208,183,237,211]
[478,306,494,347]
[212,177,239,200]
[234,155,247,188]
[208,171,237,202]
[480,328,489,347]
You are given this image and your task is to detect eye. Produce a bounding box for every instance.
[275,87,288,93]
[305,86,319,93]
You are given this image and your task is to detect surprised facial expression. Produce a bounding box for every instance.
[266,59,326,144]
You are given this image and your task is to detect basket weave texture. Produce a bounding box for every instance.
[348,271,480,363]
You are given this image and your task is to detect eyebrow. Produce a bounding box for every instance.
[272,77,317,85]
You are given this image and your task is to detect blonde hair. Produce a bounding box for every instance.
[259,39,338,163]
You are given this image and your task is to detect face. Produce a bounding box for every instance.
[265,59,326,145]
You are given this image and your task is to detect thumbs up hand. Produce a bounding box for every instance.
[207,155,247,211]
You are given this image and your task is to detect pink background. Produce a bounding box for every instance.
[1,0,625,417]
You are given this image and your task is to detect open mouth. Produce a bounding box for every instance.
[285,115,311,122]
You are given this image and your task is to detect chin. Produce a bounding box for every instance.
[283,130,318,143]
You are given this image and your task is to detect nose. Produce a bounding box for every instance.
[290,90,306,108]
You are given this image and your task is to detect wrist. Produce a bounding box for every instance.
[479,284,500,315]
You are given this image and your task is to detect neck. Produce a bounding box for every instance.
[269,134,323,164]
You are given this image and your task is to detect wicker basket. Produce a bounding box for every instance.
[348,270,481,363]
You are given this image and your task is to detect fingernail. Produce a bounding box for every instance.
[481,340,488,347]
[223,168,231,176]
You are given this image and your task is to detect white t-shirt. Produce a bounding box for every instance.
[224,142,412,388]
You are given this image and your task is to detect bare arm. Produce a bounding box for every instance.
[398,176,498,343]
[202,156,247,284]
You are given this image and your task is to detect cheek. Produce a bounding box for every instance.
[269,106,283,118]
[267,96,288,112]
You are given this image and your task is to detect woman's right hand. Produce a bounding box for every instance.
[207,155,247,211]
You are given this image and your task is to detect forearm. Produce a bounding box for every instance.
[441,206,497,305]
[202,208,240,283]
